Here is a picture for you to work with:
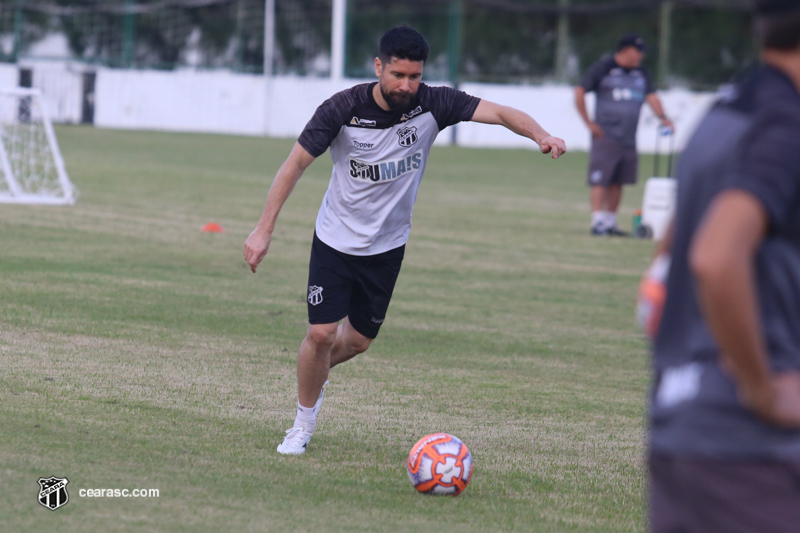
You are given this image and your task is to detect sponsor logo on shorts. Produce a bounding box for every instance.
[370,317,385,324]
[308,285,323,306]
[348,151,422,183]
[397,126,418,147]
[352,140,375,150]
[590,170,603,183]
[401,106,423,122]
[350,116,376,127]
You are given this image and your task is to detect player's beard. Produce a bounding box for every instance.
[380,84,415,113]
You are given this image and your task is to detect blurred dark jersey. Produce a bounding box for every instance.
[579,57,655,147]
[650,66,800,459]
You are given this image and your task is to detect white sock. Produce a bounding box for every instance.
[294,403,317,432]
[591,211,605,228]
[604,212,617,229]
[314,380,328,411]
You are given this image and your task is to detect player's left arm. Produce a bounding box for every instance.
[645,92,674,132]
[470,100,566,159]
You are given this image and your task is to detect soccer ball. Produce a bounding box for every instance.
[406,433,473,496]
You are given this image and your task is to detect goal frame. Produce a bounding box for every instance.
[0,87,76,205]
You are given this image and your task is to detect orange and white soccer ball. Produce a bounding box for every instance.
[407,433,473,496]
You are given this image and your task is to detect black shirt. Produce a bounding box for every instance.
[579,56,655,147]
[650,66,800,459]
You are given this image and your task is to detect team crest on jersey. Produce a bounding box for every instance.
[397,126,418,147]
[350,116,376,127]
[38,476,69,511]
[308,286,323,306]
[400,106,423,122]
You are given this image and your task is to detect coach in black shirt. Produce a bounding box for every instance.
[646,1,800,531]
[575,34,673,236]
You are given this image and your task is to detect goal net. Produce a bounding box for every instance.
[0,87,76,205]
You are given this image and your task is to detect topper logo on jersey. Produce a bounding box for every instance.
[397,126,418,147]
[352,140,375,150]
[350,116,376,127]
[349,152,423,183]
[401,106,423,122]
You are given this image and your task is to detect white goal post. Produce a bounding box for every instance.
[0,87,76,205]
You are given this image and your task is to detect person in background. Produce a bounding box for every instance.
[575,34,673,236]
[642,1,800,530]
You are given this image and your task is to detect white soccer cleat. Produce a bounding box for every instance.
[277,426,314,455]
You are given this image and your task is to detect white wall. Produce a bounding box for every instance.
[4,64,718,153]
[96,69,268,135]
[24,61,84,123]
[0,63,17,89]
[1,61,85,123]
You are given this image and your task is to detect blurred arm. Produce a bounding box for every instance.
[690,190,800,426]
[574,86,604,138]
[645,93,674,131]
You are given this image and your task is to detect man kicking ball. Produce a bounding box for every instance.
[244,25,566,455]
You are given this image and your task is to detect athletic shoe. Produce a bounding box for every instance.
[606,226,630,237]
[277,426,314,455]
[591,225,609,236]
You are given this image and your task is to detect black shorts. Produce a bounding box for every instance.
[587,136,638,187]
[649,451,800,533]
[306,233,405,339]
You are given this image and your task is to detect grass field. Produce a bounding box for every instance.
[1,125,659,532]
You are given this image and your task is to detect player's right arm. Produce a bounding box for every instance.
[244,142,316,273]
[573,87,604,139]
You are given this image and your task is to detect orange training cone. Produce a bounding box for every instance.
[201,222,224,233]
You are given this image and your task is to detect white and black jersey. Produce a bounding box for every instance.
[298,82,480,256]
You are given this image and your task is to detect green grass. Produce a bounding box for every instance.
[1,125,658,532]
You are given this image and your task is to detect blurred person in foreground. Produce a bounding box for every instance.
[641,1,800,530]
[575,34,673,236]
[244,26,566,455]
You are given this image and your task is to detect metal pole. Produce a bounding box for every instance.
[12,0,23,62]
[555,0,570,83]
[657,1,673,88]
[331,0,347,83]
[447,0,463,145]
[122,0,136,68]
[236,0,247,71]
[447,0,463,85]
[263,0,275,77]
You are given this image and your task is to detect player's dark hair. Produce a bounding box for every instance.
[756,9,800,50]
[379,26,429,64]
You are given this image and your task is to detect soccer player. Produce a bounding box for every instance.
[243,26,567,455]
[575,34,673,236]
[645,1,800,530]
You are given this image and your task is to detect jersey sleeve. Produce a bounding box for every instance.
[422,85,481,131]
[579,59,609,93]
[728,112,800,233]
[297,90,352,158]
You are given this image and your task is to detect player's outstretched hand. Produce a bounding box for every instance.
[741,372,800,428]
[539,136,567,159]
[243,230,271,273]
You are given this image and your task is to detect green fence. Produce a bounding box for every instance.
[0,0,756,89]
